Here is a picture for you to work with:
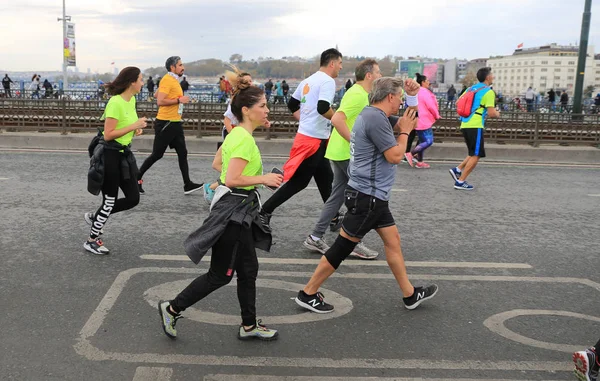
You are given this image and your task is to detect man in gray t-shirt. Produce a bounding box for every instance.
[348,106,399,201]
[294,77,440,315]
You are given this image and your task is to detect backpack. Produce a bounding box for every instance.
[456,85,489,118]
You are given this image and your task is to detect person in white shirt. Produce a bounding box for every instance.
[525,87,535,112]
[259,48,343,225]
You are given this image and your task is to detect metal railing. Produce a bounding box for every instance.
[0,98,599,146]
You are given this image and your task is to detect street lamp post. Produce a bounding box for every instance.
[572,0,593,114]
[57,0,71,91]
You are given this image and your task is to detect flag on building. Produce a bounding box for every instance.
[517,43,524,49]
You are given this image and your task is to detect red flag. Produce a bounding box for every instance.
[110,62,115,65]
[517,43,524,49]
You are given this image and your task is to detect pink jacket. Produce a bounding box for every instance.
[416,87,441,130]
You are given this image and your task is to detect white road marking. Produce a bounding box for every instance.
[587,194,600,197]
[0,177,9,180]
[484,309,600,353]
[139,255,533,269]
[143,278,352,325]
[132,367,172,381]
[205,376,560,381]
[74,266,600,371]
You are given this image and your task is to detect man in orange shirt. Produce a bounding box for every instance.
[138,56,202,195]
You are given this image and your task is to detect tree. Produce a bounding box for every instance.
[461,72,478,87]
[229,54,243,64]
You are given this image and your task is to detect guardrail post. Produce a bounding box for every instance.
[533,112,540,147]
[196,103,202,138]
[61,98,68,135]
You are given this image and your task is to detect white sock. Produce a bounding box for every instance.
[310,235,321,241]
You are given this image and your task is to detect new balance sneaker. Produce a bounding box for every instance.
[329,212,344,232]
[295,290,334,313]
[238,319,279,341]
[415,162,431,169]
[449,167,462,182]
[158,300,182,339]
[203,183,215,205]
[454,181,474,191]
[349,242,379,260]
[404,152,415,167]
[184,182,203,195]
[303,236,330,254]
[137,179,145,195]
[84,212,104,235]
[573,348,598,381]
[403,284,439,310]
[83,238,109,255]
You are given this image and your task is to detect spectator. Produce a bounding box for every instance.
[547,88,556,111]
[525,86,535,112]
[560,91,569,113]
[264,79,273,102]
[43,79,53,98]
[2,74,14,97]
[345,79,352,91]
[459,85,467,97]
[29,74,40,99]
[594,93,600,114]
[147,76,155,100]
[446,84,457,108]
[282,80,290,104]
[219,76,228,103]
[180,76,189,95]
[275,79,283,104]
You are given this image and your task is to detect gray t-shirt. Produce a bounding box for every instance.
[348,106,398,201]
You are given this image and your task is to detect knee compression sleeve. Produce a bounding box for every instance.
[325,235,358,269]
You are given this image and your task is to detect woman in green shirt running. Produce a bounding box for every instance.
[158,69,284,341]
[83,67,148,255]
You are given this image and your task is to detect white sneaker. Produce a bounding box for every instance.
[303,236,330,254]
[349,242,379,260]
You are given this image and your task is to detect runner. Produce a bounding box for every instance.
[259,48,342,225]
[158,69,283,341]
[293,77,439,313]
[303,59,381,260]
[84,67,147,255]
[137,56,202,195]
[573,340,599,381]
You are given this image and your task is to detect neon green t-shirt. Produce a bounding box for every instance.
[101,95,138,146]
[220,127,263,190]
[325,84,369,161]
[460,88,496,129]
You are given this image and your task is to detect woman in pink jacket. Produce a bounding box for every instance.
[405,73,440,168]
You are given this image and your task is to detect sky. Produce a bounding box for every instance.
[1,0,599,73]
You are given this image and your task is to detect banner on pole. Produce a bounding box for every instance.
[64,23,76,67]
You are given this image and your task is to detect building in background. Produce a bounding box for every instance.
[487,43,600,96]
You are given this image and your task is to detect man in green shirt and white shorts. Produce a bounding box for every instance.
[303,59,382,259]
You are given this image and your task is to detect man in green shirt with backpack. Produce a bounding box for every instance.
[450,67,500,191]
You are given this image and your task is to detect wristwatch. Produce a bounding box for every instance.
[177,97,180,104]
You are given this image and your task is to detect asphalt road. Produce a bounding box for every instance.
[1,149,599,381]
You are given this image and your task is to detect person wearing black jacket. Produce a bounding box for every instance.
[282,80,290,104]
[560,91,569,113]
[180,76,189,94]
[2,74,13,97]
[547,88,556,111]
[147,76,155,99]
[83,67,147,255]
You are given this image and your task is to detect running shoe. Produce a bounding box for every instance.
[295,290,334,314]
[454,181,474,191]
[138,179,145,195]
[349,242,379,260]
[203,183,215,205]
[84,212,103,235]
[238,319,278,341]
[158,300,182,339]
[184,182,203,195]
[83,238,109,255]
[415,162,431,169]
[303,236,330,254]
[449,167,462,182]
[573,348,598,381]
[404,152,415,167]
[403,284,438,310]
[329,212,344,232]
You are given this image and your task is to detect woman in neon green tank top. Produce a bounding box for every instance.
[158,70,285,342]
[83,67,148,255]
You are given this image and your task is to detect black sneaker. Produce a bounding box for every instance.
[184,182,203,195]
[258,210,273,232]
[138,179,145,195]
[294,290,334,314]
[403,284,439,310]
[329,212,344,232]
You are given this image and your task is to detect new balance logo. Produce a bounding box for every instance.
[417,292,425,300]
[308,299,320,307]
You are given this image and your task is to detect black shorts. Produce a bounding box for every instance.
[462,128,486,158]
[154,119,186,150]
[341,187,395,239]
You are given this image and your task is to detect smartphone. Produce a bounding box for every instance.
[267,167,284,191]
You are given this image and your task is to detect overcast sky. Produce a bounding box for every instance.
[1,0,599,73]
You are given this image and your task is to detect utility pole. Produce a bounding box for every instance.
[57,0,71,90]
[572,0,592,114]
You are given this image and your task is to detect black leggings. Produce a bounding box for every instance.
[170,223,258,326]
[405,129,417,153]
[138,120,191,185]
[89,150,140,239]
[261,139,333,214]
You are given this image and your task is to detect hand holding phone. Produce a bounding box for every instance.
[266,167,284,191]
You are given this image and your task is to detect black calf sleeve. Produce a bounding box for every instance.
[325,235,358,269]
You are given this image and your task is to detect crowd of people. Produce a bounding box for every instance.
[82,50,595,379]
